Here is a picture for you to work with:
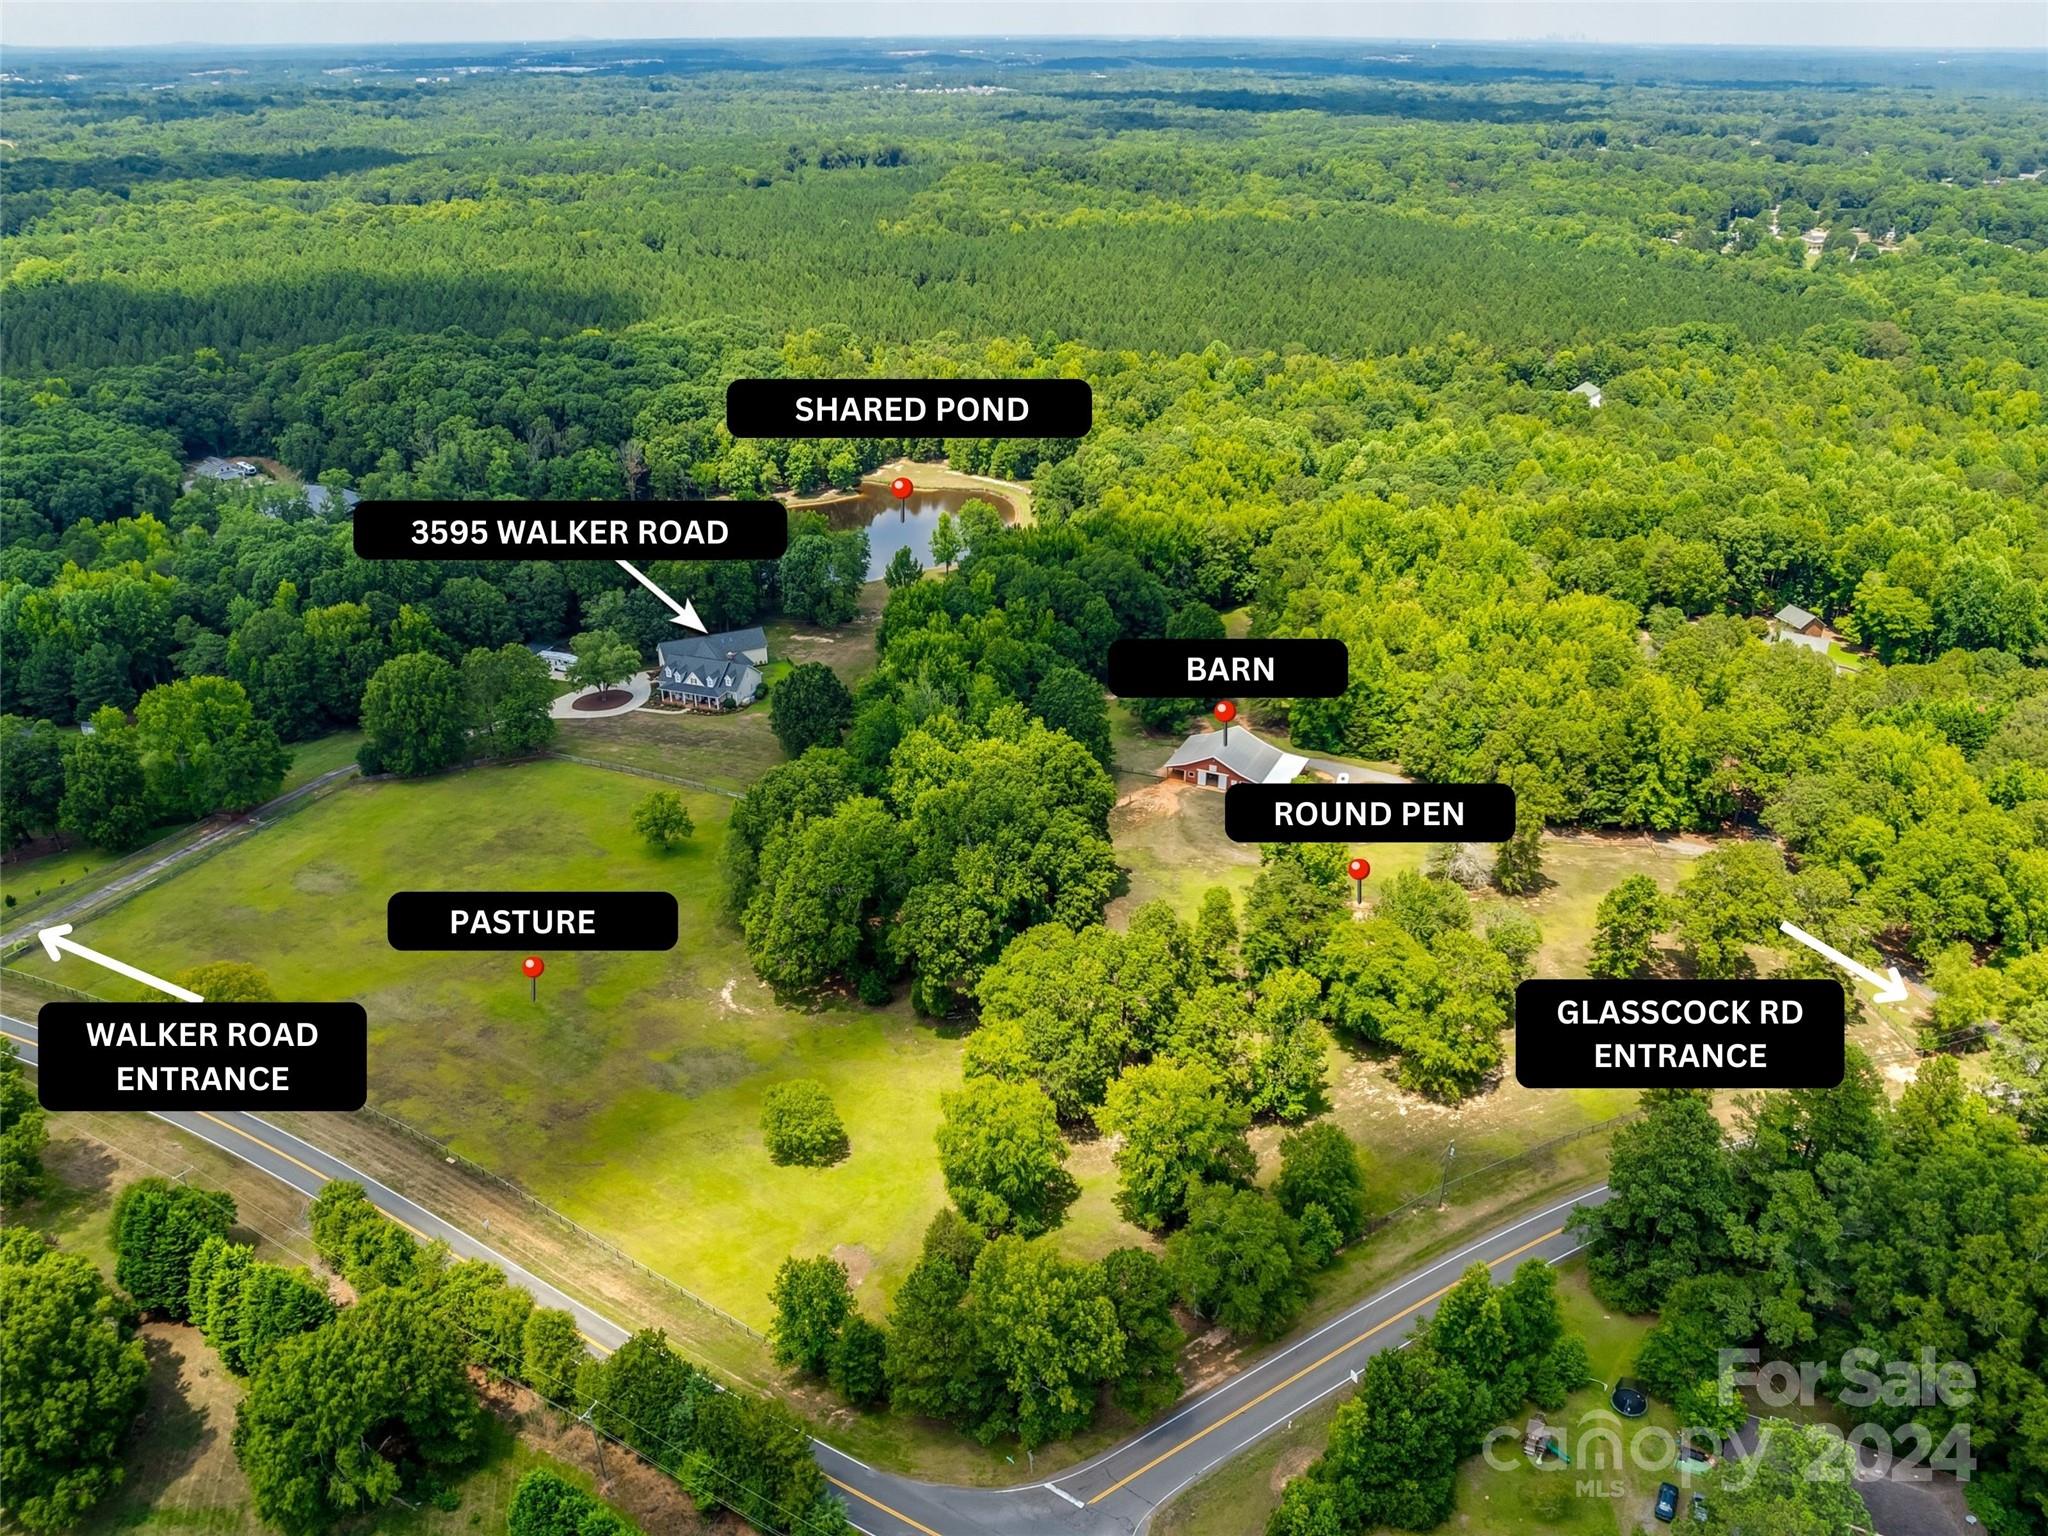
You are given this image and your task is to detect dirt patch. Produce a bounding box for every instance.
[1179,1324,1249,1394]
[291,862,353,895]
[831,1243,873,1290]
[1269,1445,1319,1493]
[573,690,634,712]
[1114,777,1187,825]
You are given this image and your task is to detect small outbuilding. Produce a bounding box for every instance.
[1162,726,1308,790]
[527,640,578,679]
[1769,604,1835,658]
[1570,380,1604,409]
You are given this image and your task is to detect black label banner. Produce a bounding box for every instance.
[726,378,1092,439]
[1224,783,1516,843]
[1108,638,1349,699]
[352,503,788,561]
[1514,979,1847,1088]
[37,1002,368,1112]
[387,890,680,951]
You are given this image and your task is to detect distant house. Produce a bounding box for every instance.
[302,482,362,514]
[1162,726,1308,790]
[655,627,768,711]
[1570,380,1604,409]
[527,640,578,679]
[1770,604,1834,656]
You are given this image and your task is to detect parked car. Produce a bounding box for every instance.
[1655,1482,1680,1523]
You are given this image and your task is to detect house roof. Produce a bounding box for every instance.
[1163,727,1309,785]
[1772,629,1830,655]
[658,627,768,669]
[527,639,575,658]
[1570,381,1604,405]
[656,628,768,702]
[1775,604,1819,630]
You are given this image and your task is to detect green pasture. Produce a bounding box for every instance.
[10,758,968,1327]
[281,728,366,792]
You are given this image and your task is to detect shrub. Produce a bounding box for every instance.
[629,789,694,851]
[760,1079,849,1166]
[507,1469,639,1536]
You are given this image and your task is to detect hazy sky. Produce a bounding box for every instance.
[7,1,2045,51]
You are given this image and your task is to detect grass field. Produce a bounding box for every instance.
[2,822,212,930]
[281,728,366,792]
[10,758,971,1330]
[0,727,364,933]
[559,704,785,794]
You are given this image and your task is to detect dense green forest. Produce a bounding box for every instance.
[4,35,2048,1536]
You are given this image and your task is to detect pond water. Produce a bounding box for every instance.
[814,482,1017,580]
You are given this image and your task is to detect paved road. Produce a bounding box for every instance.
[2,1010,1607,1536]
[0,766,360,953]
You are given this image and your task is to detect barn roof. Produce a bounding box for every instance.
[1164,727,1309,784]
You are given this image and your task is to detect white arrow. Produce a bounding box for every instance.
[38,924,203,1003]
[1778,921,1908,1005]
[614,559,705,632]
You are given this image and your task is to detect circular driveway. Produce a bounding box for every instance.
[549,671,651,719]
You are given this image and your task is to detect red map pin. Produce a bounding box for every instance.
[890,476,914,500]
[1348,857,1370,903]
[1213,699,1236,743]
[522,955,544,1002]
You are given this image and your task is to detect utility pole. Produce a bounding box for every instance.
[1438,1141,1457,1208]
[578,1403,612,1494]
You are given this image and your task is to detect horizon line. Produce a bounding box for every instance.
[8,32,2044,54]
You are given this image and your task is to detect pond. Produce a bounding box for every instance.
[813,481,1017,580]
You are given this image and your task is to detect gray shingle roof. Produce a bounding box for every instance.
[656,628,769,704]
[659,628,767,668]
[1775,604,1819,630]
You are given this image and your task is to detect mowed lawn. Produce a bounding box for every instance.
[11,758,967,1327]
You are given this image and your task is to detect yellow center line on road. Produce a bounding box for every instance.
[195,1110,330,1184]
[15,1018,1562,1535]
[191,1111,437,1243]
[1085,1226,1566,1506]
[827,1474,947,1536]
[1,1027,34,1046]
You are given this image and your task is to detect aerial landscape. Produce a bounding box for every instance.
[1,6,2046,1536]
